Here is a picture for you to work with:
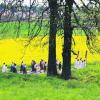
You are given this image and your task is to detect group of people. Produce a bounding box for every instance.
[1,60,51,74]
[74,58,86,69]
[31,60,48,73]
[1,58,86,74]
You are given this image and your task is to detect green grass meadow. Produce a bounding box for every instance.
[0,63,100,100]
[1,22,99,39]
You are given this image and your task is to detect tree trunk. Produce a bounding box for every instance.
[47,0,57,76]
[62,0,73,80]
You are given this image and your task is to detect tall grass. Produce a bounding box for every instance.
[0,64,100,100]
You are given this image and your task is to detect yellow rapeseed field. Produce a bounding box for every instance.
[0,36,100,66]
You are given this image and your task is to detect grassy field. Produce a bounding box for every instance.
[0,64,100,100]
[0,22,99,39]
[0,21,49,38]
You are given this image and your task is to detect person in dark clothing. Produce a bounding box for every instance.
[44,62,47,72]
[40,60,43,70]
[58,62,62,71]
[31,60,36,72]
[10,62,14,72]
[23,64,27,74]
[40,59,46,73]
[13,63,17,73]
[20,61,24,73]
[10,62,17,73]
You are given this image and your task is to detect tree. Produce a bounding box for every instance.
[47,0,58,76]
[62,0,74,80]
[61,0,100,80]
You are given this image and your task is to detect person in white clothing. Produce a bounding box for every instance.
[79,58,83,68]
[75,58,87,69]
[74,59,80,68]
[2,63,7,73]
[79,59,86,69]
[81,60,84,68]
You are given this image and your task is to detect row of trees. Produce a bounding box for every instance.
[47,0,73,79]
[0,0,100,80]
[47,0,100,80]
[0,2,45,13]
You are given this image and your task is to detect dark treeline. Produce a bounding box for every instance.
[0,2,48,21]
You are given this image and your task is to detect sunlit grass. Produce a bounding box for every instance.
[0,64,100,100]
